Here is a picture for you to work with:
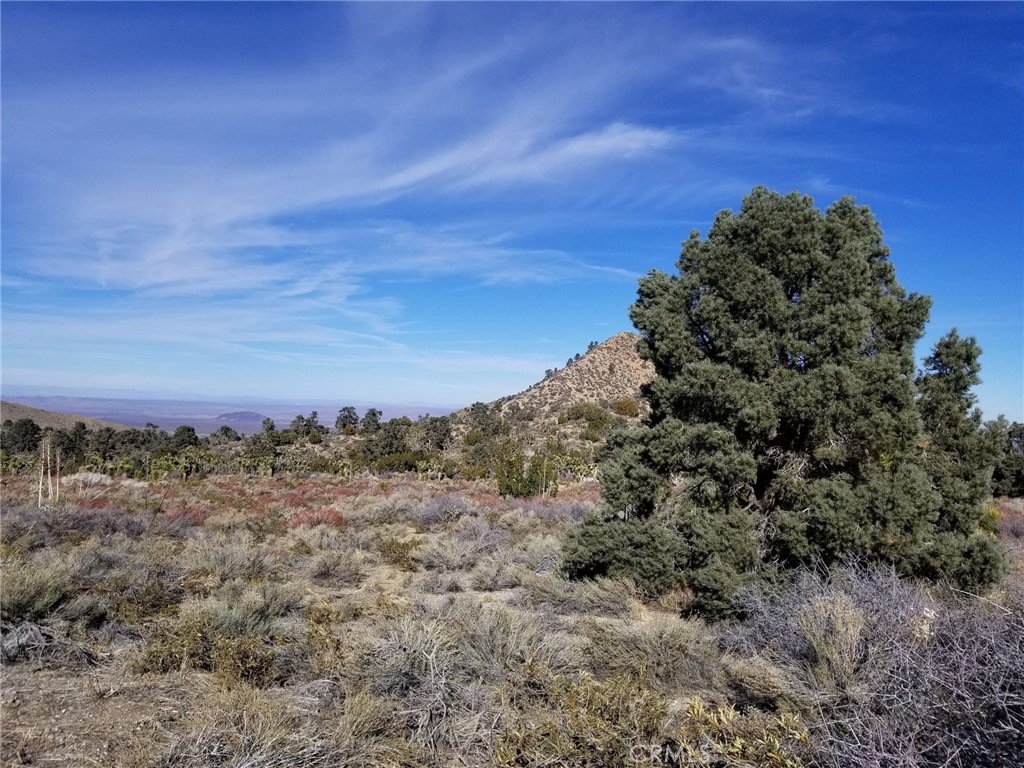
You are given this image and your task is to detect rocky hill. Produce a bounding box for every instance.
[448,333,655,461]
[0,401,132,432]
[493,332,654,422]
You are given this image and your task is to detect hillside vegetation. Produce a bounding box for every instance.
[0,400,131,432]
[3,188,1023,766]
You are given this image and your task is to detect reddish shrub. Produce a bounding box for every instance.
[164,506,213,526]
[78,496,112,510]
[288,508,346,529]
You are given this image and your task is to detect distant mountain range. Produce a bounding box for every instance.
[2,334,654,438]
[0,395,453,436]
[0,401,133,432]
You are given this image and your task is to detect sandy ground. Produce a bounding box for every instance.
[1,662,194,767]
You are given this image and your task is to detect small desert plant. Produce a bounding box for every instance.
[304,601,346,672]
[412,494,475,526]
[199,580,303,638]
[288,508,346,529]
[419,536,478,572]
[377,535,420,571]
[469,551,529,591]
[453,601,582,686]
[417,570,465,594]
[133,612,215,674]
[794,591,866,696]
[664,697,810,768]
[494,665,667,768]
[212,634,278,687]
[154,687,340,767]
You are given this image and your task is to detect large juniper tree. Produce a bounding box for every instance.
[564,187,1007,613]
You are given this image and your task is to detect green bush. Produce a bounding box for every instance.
[562,513,685,598]
[612,398,641,418]
[377,536,420,571]
[574,188,1008,612]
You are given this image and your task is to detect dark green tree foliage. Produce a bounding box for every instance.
[362,417,413,462]
[494,439,558,498]
[209,425,242,444]
[287,411,328,440]
[992,422,1024,497]
[417,414,453,451]
[51,422,89,466]
[565,188,1007,612]
[360,408,382,434]
[169,425,201,452]
[335,406,359,433]
[1,418,43,453]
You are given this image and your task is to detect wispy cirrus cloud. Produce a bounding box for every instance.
[8,4,1015,410]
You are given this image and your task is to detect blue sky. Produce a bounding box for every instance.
[2,2,1022,419]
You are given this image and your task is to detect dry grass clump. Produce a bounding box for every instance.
[281,525,370,585]
[156,684,424,768]
[470,534,561,590]
[133,585,299,686]
[133,613,215,675]
[132,576,302,684]
[181,532,276,589]
[417,570,466,594]
[346,612,497,757]
[196,580,303,638]
[452,600,583,685]
[517,573,639,618]
[468,551,529,591]
[0,556,74,622]
[420,518,511,572]
[336,598,585,760]
[419,536,479,572]
[306,548,368,586]
[584,613,723,696]
[360,488,423,526]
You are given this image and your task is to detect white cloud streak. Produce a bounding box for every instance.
[2,5,923,402]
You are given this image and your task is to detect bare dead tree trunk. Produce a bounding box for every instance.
[37,444,45,508]
[45,436,53,500]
